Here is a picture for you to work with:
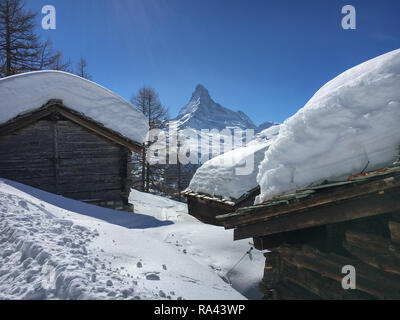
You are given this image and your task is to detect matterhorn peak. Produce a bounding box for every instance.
[175,84,259,131]
[191,84,211,101]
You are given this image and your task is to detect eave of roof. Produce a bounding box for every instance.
[0,99,143,153]
[183,186,260,207]
[217,165,400,229]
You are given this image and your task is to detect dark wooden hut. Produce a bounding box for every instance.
[183,186,260,226]
[217,166,400,300]
[0,99,143,211]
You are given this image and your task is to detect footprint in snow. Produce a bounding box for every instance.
[106,280,113,287]
[146,274,160,281]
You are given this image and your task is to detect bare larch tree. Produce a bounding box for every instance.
[131,86,169,193]
[76,56,92,80]
[0,0,69,77]
[39,38,72,72]
[0,0,41,76]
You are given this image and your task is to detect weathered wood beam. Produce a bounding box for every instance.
[234,187,400,240]
[253,226,325,251]
[222,173,400,229]
[262,251,281,290]
[343,242,400,277]
[273,280,322,300]
[0,101,143,154]
[0,108,53,136]
[55,107,142,154]
[389,221,400,245]
[345,231,394,255]
[280,259,374,300]
[343,230,400,277]
[276,244,400,299]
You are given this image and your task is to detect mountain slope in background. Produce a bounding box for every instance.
[174,85,260,132]
[258,121,278,131]
[163,85,278,197]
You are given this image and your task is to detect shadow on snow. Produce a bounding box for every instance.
[2,179,174,229]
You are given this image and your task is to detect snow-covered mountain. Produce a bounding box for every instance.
[258,121,278,131]
[173,84,259,131]
[163,85,278,194]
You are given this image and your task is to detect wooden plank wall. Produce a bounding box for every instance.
[56,120,123,201]
[0,119,56,193]
[0,117,130,206]
[259,212,400,300]
[187,196,234,226]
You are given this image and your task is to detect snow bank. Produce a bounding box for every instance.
[0,182,141,300]
[0,179,247,300]
[129,189,190,222]
[0,71,148,143]
[130,189,265,300]
[188,126,280,200]
[257,49,400,203]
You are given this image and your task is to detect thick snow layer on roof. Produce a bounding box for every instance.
[188,126,280,200]
[0,71,148,143]
[256,49,400,203]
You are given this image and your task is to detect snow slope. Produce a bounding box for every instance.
[0,179,264,300]
[257,49,400,203]
[0,71,148,143]
[129,190,265,299]
[187,126,280,200]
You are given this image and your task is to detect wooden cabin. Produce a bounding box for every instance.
[0,99,143,211]
[183,186,260,226]
[217,165,400,300]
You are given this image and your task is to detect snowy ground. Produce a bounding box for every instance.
[0,179,264,300]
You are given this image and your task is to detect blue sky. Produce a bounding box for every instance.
[26,0,400,124]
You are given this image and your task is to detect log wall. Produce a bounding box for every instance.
[0,119,56,193]
[186,195,234,226]
[259,212,400,300]
[0,116,133,210]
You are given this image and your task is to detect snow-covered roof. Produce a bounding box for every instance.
[256,48,400,204]
[187,125,280,201]
[0,71,149,144]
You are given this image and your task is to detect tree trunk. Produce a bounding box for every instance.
[146,161,150,193]
[5,0,12,76]
[141,145,146,192]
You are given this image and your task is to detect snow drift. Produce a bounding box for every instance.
[0,179,265,300]
[188,125,280,200]
[0,179,250,300]
[257,49,400,203]
[0,71,148,143]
